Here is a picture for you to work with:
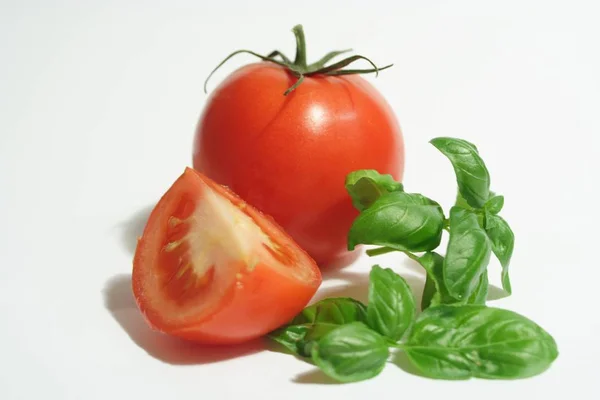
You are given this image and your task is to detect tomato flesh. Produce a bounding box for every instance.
[133,168,321,344]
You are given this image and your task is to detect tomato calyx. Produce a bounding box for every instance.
[204,24,394,96]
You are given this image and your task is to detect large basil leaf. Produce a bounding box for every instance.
[431,137,490,208]
[405,305,558,379]
[269,298,368,357]
[311,322,389,382]
[485,212,515,294]
[345,170,404,211]
[348,192,445,252]
[444,207,491,300]
[366,266,416,341]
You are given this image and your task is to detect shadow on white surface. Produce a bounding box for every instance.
[487,283,509,302]
[291,352,428,384]
[293,369,341,385]
[120,205,153,254]
[103,274,265,364]
[398,256,428,277]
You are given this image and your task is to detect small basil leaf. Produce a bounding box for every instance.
[484,195,504,215]
[485,212,515,295]
[298,324,340,357]
[444,207,492,300]
[367,265,416,341]
[431,137,490,208]
[296,297,368,357]
[291,297,368,326]
[270,298,368,357]
[348,192,445,252]
[311,322,389,382]
[405,305,558,379]
[345,170,404,211]
[269,325,310,355]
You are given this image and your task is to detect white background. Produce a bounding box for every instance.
[1,0,599,399]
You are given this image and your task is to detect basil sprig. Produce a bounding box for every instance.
[434,137,515,295]
[271,266,557,382]
[269,137,555,383]
[347,138,515,299]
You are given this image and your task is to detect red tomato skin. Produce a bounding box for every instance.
[170,259,318,344]
[193,63,404,266]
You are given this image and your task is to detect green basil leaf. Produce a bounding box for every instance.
[484,195,504,215]
[421,273,439,311]
[269,298,368,357]
[454,191,473,210]
[291,297,368,325]
[345,170,404,211]
[405,305,558,379]
[298,324,340,357]
[412,252,486,309]
[269,325,310,355]
[431,137,490,208]
[457,190,498,213]
[348,192,445,252]
[407,252,447,310]
[444,207,492,300]
[485,212,515,294]
[367,265,416,341]
[468,272,488,305]
[311,322,389,382]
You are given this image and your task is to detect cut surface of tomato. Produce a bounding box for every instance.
[133,168,321,344]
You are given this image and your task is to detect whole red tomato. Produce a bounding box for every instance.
[193,26,404,266]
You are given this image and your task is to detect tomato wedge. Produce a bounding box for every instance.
[132,168,321,344]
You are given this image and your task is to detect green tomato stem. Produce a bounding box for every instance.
[443,218,450,231]
[203,25,392,96]
[292,25,308,69]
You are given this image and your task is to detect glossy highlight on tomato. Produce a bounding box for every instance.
[132,168,322,345]
[193,63,403,266]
